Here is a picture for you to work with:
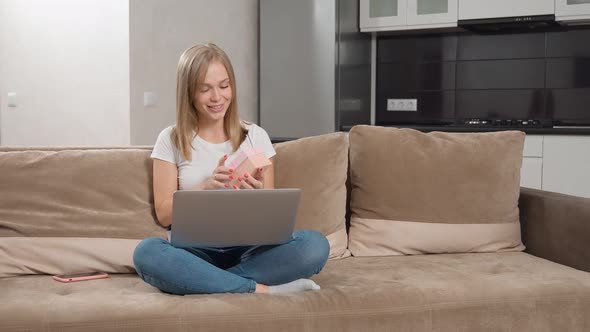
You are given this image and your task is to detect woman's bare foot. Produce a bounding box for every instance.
[255,283,269,293]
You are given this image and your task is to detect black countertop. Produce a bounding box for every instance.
[340,125,590,135]
[271,125,590,143]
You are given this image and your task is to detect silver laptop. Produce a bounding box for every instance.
[170,189,302,248]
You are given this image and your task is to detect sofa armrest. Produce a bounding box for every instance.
[519,187,590,272]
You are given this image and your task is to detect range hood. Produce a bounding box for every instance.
[459,15,560,32]
[458,0,559,32]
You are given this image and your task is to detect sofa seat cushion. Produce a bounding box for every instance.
[2,253,589,332]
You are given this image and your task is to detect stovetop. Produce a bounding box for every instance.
[460,118,544,128]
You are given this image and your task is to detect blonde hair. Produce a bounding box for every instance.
[171,43,247,161]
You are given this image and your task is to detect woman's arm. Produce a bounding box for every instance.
[153,159,178,227]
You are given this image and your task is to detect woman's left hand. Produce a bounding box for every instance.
[237,168,265,189]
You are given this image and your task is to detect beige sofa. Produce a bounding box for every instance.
[1,125,589,331]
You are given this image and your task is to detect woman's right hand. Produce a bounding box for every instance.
[200,154,234,190]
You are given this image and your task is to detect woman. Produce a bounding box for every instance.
[133,43,329,295]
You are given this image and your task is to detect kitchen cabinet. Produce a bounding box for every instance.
[556,0,590,24]
[407,0,458,29]
[520,135,590,198]
[521,135,543,190]
[542,135,590,198]
[521,158,543,190]
[360,0,457,32]
[360,0,407,31]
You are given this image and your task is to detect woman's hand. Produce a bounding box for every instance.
[198,154,235,190]
[237,167,265,189]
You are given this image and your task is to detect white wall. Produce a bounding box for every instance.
[129,0,259,145]
[0,0,259,146]
[0,0,130,146]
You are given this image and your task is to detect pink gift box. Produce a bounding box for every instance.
[227,147,272,187]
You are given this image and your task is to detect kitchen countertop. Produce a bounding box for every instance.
[340,125,590,135]
[271,125,590,143]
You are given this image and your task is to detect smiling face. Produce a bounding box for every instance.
[193,61,233,125]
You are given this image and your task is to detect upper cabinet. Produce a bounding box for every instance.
[360,0,407,31]
[360,0,458,32]
[556,0,590,24]
[407,0,458,28]
[361,0,590,33]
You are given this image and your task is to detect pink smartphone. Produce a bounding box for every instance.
[52,271,109,283]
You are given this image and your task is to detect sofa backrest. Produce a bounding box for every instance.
[0,126,527,277]
[0,146,164,239]
[0,134,351,276]
[273,132,350,259]
[0,146,166,277]
[347,125,525,256]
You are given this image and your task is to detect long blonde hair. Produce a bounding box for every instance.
[171,43,247,161]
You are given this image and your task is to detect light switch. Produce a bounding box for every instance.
[144,92,158,108]
[8,92,17,107]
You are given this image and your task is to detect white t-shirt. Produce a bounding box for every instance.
[150,123,276,190]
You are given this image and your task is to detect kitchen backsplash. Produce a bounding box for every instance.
[376,26,590,126]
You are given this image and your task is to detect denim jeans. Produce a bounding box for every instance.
[133,230,330,295]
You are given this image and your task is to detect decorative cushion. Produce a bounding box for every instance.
[348,125,525,256]
[273,132,350,259]
[0,147,166,277]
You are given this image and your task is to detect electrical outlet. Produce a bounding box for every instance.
[387,98,417,112]
[406,99,417,111]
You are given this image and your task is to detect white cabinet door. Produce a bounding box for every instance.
[520,135,543,190]
[407,0,457,29]
[521,158,543,190]
[556,0,590,23]
[523,135,544,158]
[542,136,590,199]
[360,0,407,31]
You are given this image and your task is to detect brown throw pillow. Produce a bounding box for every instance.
[348,125,525,256]
[273,132,350,259]
[0,148,165,277]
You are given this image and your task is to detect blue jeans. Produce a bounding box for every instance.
[133,230,330,295]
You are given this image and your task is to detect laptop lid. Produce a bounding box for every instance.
[170,189,301,248]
